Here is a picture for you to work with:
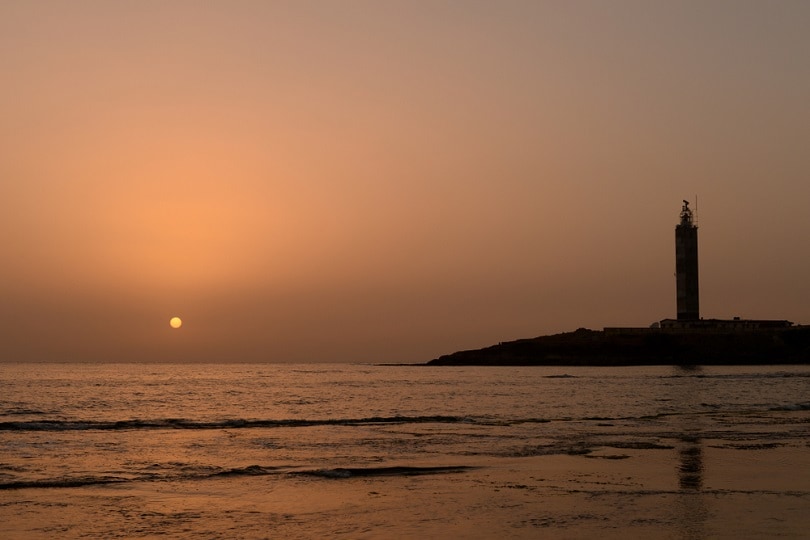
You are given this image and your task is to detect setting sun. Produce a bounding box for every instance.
[169,317,183,329]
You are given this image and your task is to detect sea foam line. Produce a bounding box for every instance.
[0,415,470,432]
[0,464,475,490]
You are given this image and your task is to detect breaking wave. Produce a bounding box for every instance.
[0,415,471,432]
[0,463,475,490]
[2,401,807,433]
[293,465,476,478]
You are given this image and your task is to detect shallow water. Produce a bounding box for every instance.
[1,363,809,537]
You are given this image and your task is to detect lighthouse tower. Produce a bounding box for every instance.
[675,200,699,320]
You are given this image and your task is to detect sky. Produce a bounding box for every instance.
[1,1,809,363]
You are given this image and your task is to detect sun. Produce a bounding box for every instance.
[169,316,183,329]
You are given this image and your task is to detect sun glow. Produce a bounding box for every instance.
[169,317,183,329]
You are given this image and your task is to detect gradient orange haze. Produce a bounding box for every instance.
[2,2,809,362]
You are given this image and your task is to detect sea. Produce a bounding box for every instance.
[1,363,809,538]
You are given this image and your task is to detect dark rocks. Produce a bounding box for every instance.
[428,327,810,366]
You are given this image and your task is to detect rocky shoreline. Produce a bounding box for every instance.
[428,326,810,366]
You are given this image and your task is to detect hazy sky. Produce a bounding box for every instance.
[2,1,809,363]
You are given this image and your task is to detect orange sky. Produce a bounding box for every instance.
[2,1,809,362]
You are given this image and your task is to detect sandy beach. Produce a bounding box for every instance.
[4,443,809,539]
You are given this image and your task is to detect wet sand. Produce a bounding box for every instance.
[3,444,809,539]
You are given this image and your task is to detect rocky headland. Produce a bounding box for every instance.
[428,326,810,366]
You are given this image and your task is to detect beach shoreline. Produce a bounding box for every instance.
[4,445,809,539]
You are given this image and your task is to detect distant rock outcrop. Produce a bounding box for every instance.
[427,327,810,366]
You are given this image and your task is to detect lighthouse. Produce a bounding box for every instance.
[675,200,699,320]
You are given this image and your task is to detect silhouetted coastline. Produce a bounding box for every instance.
[427,326,810,366]
[429,201,810,367]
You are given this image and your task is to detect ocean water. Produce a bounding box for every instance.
[1,363,809,538]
